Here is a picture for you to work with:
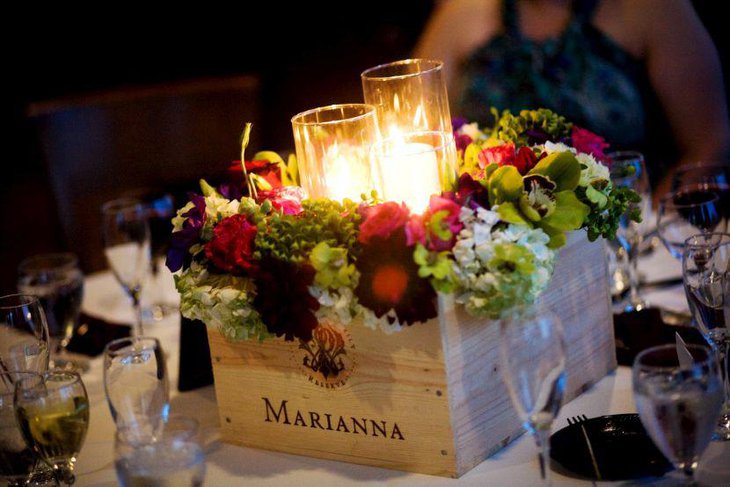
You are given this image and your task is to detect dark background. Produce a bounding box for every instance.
[2,2,727,295]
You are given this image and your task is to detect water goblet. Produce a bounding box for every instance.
[607,151,652,312]
[14,369,89,486]
[499,302,566,486]
[633,344,723,483]
[17,253,86,372]
[114,416,206,487]
[657,188,727,260]
[102,198,152,337]
[1,371,42,487]
[103,337,169,443]
[0,294,50,373]
[682,235,730,440]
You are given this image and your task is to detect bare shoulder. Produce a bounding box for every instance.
[414,0,502,62]
[610,0,709,58]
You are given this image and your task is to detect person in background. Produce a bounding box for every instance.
[415,0,730,200]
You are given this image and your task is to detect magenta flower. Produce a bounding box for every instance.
[571,126,610,161]
[406,195,463,251]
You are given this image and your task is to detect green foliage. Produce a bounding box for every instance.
[581,185,642,241]
[255,198,361,264]
[488,108,572,146]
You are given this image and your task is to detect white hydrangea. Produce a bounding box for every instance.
[451,206,556,319]
[175,261,269,341]
[358,306,404,334]
[459,122,484,142]
[309,285,358,326]
[576,152,610,187]
[542,141,575,155]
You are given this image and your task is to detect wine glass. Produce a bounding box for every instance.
[657,188,727,260]
[607,151,652,312]
[103,337,169,443]
[499,303,566,486]
[102,198,152,337]
[14,369,89,486]
[114,416,206,486]
[17,253,86,372]
[633,344,723,483]
[682,235,730,440]
[0,294,50,373]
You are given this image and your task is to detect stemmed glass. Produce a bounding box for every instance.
[102,198,152,337]
[1,371,41,487]
[103,337,169,444]
[657,188,727,260]
[607,151,652,312]
[14,370,89,486]
[500,303,566,486]
[682,235,730,440]
[17,253,86,372]
[0,294,50,374]
[633,344,723,483]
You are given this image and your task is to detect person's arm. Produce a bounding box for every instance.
[414,0,500,95]
[638,0,730,198]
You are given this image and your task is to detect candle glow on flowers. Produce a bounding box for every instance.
[168,108,641,342]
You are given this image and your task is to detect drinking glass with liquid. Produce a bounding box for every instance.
[115,416,206,487]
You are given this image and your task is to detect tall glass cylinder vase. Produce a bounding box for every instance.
[361,59,458,211]
[291,104,381,202]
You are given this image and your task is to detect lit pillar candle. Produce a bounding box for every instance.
[322,144,372,201]
[379,142,441,212]
[291,104,381,202]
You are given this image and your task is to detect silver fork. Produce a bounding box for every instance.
[568,415,602,482]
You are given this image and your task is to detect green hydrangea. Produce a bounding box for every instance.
[255,198,361,264]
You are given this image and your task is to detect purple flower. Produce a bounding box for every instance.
[166,193,206,272]
[452,117,468,131]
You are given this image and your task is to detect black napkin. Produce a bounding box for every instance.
[65,312,132,357]
[613,308,706,366]
[177,316,214,392]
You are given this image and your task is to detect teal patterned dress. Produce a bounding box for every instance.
[455,0,648,151]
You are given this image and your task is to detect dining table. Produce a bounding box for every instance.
[73,245,730,486]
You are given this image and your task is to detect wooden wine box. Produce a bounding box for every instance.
[206,232,616,477]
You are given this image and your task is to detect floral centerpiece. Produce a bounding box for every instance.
[167,109,639,343]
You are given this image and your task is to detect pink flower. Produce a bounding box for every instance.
[479,142,516,168]
[358,202,410,244]
[258,186,305,215]
[571,126,610,161]
[406,195,463,251]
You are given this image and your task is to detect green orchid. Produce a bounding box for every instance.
[309,241,356,289]
[413,244,458,293]
[485,151,590,248]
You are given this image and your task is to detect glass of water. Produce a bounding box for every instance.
[0,294,50,373]
[103,337,169,443]
[682,234,730,440]
[633,343,723,483]
[114,415,205,487]
[17,253,86,371]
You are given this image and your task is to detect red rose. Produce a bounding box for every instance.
[358,202,410,244]
[571,126,610,162]
[204,214,258,275]
[514,146,539,175]
[479,142,516,168]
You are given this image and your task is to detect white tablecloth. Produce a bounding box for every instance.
[73,247,729,486]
